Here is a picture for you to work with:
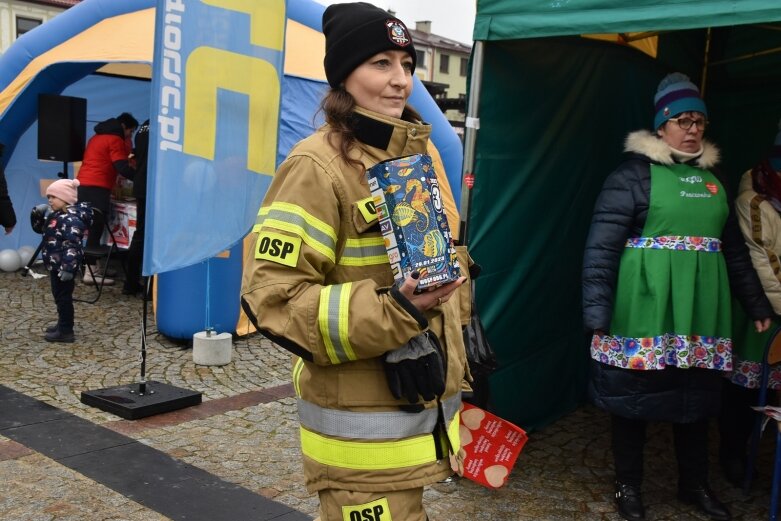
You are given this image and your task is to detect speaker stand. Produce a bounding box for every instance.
[80,277,202,420]
[19,238,46,279]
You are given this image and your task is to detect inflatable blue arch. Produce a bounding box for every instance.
[0,0,464,338]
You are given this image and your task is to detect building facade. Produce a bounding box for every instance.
[0,0,80,54]
[408,20,471,133]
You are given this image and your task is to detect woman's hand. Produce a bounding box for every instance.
[397,272,467,312]
[755,318,773,333]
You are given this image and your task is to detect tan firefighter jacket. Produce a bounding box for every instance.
[241,106,472,493]
[736,169,781,314]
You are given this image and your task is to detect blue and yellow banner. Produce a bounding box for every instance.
[144,0,286,274]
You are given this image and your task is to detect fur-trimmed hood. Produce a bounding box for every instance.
[624,130,720,169]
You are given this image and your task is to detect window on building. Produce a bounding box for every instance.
[440,54,450,74]
[460,57,469,77]
[416,50,426,68]
[16,16,42,38]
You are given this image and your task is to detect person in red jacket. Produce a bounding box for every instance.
[77,112,138,285]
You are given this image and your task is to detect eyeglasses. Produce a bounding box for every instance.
[668,117,707,131]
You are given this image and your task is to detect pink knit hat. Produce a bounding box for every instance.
[46,178,80,205]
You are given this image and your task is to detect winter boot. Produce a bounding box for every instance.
[44,329,75,343]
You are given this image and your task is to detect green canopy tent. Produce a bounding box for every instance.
[462,0,781,430]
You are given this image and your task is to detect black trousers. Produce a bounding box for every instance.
[718,380,760,460]
[124,197,145,291]
[611,413,709,488]
[77,185,111,257]
[50,271,75,332]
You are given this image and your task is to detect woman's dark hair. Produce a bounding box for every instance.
[117,112,139,130]
[319,87,422,174]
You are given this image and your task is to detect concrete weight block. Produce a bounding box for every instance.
[192,331,232,366]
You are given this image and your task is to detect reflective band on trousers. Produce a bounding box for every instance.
[624,235,721,252]
[300,427,439,470]
[297,394,461,439]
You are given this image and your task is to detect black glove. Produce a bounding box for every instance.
[59,270,74,281]
[383,332,445,405]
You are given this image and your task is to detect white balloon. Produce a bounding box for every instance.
[0,249,22,272]
[17,245,36,267]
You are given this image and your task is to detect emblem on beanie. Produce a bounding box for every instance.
[663,107,670,116]
[386,19,410,47]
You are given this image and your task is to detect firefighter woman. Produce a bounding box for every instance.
[240,3,470,520]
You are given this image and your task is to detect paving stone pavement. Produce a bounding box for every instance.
[0,267,778,520]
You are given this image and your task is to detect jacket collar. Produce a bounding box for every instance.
[352,106,431,157]
[624,130,720,169]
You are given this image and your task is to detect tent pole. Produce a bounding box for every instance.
[709,45,781,67]
[459,40,485,247]
[700,27,712,97]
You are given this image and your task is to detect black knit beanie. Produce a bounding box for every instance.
[322,2,416,88]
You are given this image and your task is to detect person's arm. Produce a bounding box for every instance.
[0,167,17,234]
[241,154,433,366]
[112,159,135,181]
[108,136,135,181]
[734,191,781,316]
[720,176,774,323]
[582,161,645,332]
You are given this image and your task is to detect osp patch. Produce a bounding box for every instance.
[341,497,391,521]
[254,230,301,267]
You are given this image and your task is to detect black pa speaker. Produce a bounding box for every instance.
[37,94,87,163]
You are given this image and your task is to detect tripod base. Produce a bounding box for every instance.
[80,380,202,420]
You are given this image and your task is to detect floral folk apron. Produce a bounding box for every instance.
[591,163,732,372]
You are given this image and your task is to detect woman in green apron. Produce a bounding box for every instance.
[582,72,773,521]
[719,124,781,487]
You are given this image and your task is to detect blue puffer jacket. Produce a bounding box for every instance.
[41,203,93,275]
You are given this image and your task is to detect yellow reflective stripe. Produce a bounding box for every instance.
[292,357,304,397]
[254,202,337,262]
[262,219,335,262]
[337,284,356,360]
[252,206,271,232]
[300,427,438,470]
[271,201,336,241]
[447,409,461,453]
[318,283,356,364]
[338,237,388,266]
[319,286,339,364]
